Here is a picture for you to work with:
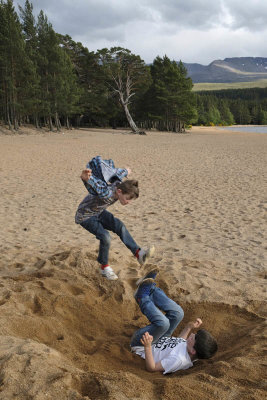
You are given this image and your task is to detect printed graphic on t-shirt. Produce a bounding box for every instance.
[155,337,186,351]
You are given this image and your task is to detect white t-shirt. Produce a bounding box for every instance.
[131,336,193,374]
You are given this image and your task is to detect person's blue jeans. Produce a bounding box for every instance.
[130,285,184,346]
[80,210,139,265]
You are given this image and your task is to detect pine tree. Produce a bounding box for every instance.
[218,99,234,125]
[145,56,196,132]
[54,48,81,129]
[37,11,80,130]
[36,10,55,129]
[207,106,221,125]
[19,0,41,127]
[58,34,111,127]
[0,0,29,129]
[259,109,267,124]
[97,47,151,134]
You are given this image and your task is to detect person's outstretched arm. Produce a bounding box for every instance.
[178,318,202,339]
[80,169,112,198]
[141,332,164,372]
[80,168,130,198]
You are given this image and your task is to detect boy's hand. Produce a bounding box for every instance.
[187,318,203,329]
[192,318,203,329]
[140,332,153,347]
[125,167,131,176]
[81,169,92,182]
[179,318,203,339]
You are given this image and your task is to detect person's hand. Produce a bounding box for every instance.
[187,318,203,329]
[80,169,92,182]
[125,167,131,176]
[192,318,202,329]
[140,332,153,347]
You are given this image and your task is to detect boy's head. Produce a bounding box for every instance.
[116,180,139,205]
[193,329,218,359]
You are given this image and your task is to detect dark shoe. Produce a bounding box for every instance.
[134,278,154,303]
[136,267,159,286]
[137,245,155,265]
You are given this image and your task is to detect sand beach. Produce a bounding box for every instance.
[0,125,266,399]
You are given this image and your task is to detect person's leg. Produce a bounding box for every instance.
[99,210,139,256]
[130,288,170,347]
[151,287,184,337]
[80,216,111,265]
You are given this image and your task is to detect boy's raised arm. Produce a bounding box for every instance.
[141,332,164,372]
[178,318,203,339]
[80,169,113,198]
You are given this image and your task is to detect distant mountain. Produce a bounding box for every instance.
[183,57,267,83]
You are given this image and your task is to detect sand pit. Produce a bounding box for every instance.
[0,126,266,399]
[0,249,265,400]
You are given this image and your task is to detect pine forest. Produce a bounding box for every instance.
[1,0,267,133]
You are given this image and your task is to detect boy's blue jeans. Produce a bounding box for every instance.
[80,210,139,265]
[130,285,184,347]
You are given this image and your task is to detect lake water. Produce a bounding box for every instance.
[219,126,267,133]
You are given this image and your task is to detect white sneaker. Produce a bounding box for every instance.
[99,266,118,280]
[137,246,155,266]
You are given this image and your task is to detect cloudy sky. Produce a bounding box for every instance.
[13,0,267,65]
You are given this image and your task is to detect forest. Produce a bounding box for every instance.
[1,0,267,133]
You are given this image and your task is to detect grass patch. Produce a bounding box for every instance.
[193,79,267,91]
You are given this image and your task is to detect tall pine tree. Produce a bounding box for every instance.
[0,0,31,129]
[145,56,197,132]
[19,0,41,127]
[37,11,80,130]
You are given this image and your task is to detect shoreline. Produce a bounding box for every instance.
[1,123,267,135]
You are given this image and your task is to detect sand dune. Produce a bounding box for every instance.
[0,126,266,399]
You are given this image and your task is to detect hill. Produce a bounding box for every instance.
[183,57,267,83]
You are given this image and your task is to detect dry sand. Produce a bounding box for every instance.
[0,125,266,399]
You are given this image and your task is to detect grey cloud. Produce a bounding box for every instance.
[15,0,267,37]
[13,0,267,63]
[16,0,152,37]
[143,0,222,29]
[143,0,267,31]
[223,0,267,31]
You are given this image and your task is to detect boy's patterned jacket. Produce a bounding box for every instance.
[75,156,128,223]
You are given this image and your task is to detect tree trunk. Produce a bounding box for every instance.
[66,116,70,130]
[121,101,146,135]
[13,116,19,131]
[123,104,137,132]
[35,115,40,129]
[55,112,61,132]
[48,115,54,131]
[5,96,12,130]
[7,113,12,130]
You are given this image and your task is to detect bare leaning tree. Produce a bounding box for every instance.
[97,47,151,134]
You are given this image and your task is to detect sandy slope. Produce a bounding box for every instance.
[0,126,266,399]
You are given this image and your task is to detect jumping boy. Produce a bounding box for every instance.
[131,270,218,374]
[75,156,155,280]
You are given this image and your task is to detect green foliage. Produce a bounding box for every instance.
[18,0,40,123]
[195,88,267,126]
[0,0,37,128]
[259,109,267,124]
[0,1,265,131]
[137,56,196,132]
[96,47,151,132]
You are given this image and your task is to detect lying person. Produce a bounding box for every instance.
[131,269,218,374]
